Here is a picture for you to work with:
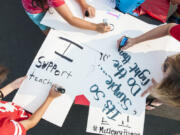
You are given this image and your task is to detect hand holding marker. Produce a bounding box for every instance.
[103,18,114,31]
[118,36,128,51]
[85,10,89,17]
[55,86,66,94]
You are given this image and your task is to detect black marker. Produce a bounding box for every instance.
[85,10,89,17]
[54,51,73,62]
[55,87,66,94]
[118,36,128,51]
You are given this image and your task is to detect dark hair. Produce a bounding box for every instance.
[32,0,48,11]
[0,65,8,84]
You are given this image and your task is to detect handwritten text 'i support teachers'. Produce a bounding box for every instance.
[28,56,72,85]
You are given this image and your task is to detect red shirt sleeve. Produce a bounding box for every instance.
[169,24,180,42]
[0,118,26,135]
[48,0,65,8]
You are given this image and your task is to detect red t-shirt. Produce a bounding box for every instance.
[22,0,65,14]
[0,101,31,135]
[170,24,180,41]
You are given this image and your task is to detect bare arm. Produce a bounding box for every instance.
[55,4,110,33]
[118,23,177,50]
[76,0,95,18]
[20,96,53,130]
[133,23,177,44]
[20,85,61,131]
[76,0,87,7]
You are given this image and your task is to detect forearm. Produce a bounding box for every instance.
[134,23,176,44]
[76,0,87,7]
[68,16,96,31]
[20,97,53,130]
[55,4,97,31]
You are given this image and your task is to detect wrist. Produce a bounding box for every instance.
[131,38,138,45]
[47,96,54,101]
[95,24,100,31]
[0,90,4,100]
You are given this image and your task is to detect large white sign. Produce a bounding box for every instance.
[15,0,180,134]
[87,106,145,135]
[13,30,99,127]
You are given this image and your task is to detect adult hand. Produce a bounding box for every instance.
[48,85,62,99]
[10,76,27,90]
[117,36,136,50]
[82,4,95,18]
[141,78,158,97]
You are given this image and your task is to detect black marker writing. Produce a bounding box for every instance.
[55,51,73,62]
[100,52,110,61]
[36,56,72,79]
[54,36,83,62]
[29,71,52,85]
[59,37,83,50]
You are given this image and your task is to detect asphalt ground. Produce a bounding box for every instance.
[1,0,180,135]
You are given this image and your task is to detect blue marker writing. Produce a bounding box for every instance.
[118,36,128,51]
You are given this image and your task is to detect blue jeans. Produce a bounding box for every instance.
[25,11,48,31]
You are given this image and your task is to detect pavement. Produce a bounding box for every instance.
[1,0,180,135]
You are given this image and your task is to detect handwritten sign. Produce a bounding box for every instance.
[13,30,99,127]
[21,0,180,134]
[87,106,145,135]
[79,50,149,120]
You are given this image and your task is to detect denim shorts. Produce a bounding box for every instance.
[25,11,48,31]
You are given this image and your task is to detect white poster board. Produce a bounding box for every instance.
[87,106,145,135]
[13,30,99,127]
[19,0,180,133]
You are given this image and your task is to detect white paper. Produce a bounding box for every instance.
[87,106,145,135]
[13,30,99,127]
[34,0,180,133]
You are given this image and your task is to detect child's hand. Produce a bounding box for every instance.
[10,76,27,90]
[96,23,111,33]
[82,4,95,18]
[141,78,158,97]
[117,36,135,50]
[48,85,62,99]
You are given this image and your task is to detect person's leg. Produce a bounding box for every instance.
[25,11,50,35]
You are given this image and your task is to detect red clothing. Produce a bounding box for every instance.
[0,101,31,135]
[22,0,65,14]
[74,95,90,106]
[170,24,180,41]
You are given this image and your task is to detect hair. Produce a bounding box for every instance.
[32,0,48,11]
[155,53,180,107]
[0,65,8,84]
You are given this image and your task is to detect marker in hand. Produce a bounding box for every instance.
[103,18,109,26]
[118,36,128,51]
[55,87,66,94]
[103,18,114,31]
[85,10,89,17]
